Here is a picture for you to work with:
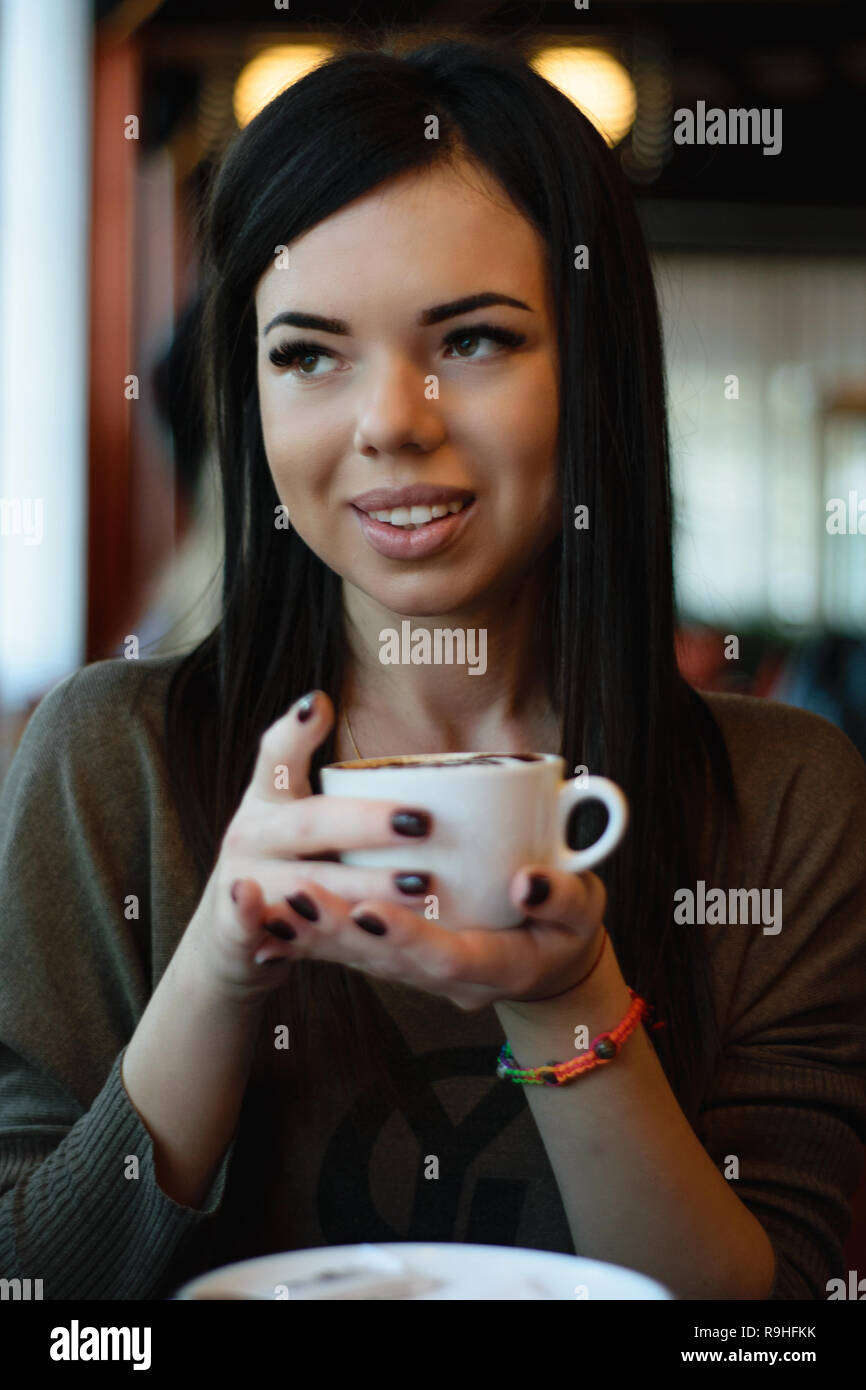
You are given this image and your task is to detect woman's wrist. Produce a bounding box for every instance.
[173,917,274,1015]
[498,919,609,1012]
[493,926,633,1061]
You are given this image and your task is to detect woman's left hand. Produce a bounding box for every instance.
[253,863,608,1011]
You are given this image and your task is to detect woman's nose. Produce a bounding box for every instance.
[352,354,446,457]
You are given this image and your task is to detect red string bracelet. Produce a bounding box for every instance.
[497,989,652,1086]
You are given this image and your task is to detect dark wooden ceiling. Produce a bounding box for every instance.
[95,0,866,249]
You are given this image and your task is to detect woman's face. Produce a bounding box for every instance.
[254,157,561,617]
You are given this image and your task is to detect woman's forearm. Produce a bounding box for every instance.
[493,943,776,1301]
[121,936,267,1210]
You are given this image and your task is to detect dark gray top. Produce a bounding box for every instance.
[1,654,865,1299]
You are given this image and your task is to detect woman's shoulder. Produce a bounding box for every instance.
[698,687,866,813]
[4,653,191,800]
[24,652,188,748]
[694,688,866,975]
[694,688,866,1026]
[39,650,187,714]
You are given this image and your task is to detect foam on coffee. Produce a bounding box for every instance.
[331,753,545,770]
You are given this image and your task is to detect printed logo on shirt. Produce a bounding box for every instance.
[319,1042,533,1245]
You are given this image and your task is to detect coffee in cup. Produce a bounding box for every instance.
[320,753,628,931]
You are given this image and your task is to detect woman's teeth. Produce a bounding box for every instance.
[367,498,470,528]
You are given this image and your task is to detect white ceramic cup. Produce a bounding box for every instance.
[320,753,629,931]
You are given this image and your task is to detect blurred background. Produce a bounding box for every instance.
[1,0,865,760]
[0,0,864,1270]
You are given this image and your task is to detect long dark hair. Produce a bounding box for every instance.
[165,36,739,1195]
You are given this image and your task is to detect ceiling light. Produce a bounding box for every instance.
[234,44,334,128]
[532,45,637,146]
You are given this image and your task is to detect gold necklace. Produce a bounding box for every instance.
[343,709,362,760]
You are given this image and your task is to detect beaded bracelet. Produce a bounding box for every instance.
[496,989,652,1086]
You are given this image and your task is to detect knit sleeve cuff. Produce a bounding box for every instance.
[0,1048,237,1299]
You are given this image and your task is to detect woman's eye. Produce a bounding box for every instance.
[268,341,339,377]
[446,333,489,358]
[442,325,525,360]
[267,324,525,376]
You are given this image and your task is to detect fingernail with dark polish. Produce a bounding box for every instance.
[394,872,431,895]
[353,913,387,936]
[267,922,297,941]
[230,880,242,903]
[296,692,316,722]
[286,892,318,921]
[391,809,431,837]
[523,873,550,907]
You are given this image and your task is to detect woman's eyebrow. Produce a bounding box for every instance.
[261,292,533,338]
[419,292,533,325]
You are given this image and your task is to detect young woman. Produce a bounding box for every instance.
[1,38,864,1302]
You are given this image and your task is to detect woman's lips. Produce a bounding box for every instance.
[352,499,475,558]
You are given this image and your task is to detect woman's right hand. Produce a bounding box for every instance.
[178,690,434,1005]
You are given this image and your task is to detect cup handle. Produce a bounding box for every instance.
[555,776,629,873]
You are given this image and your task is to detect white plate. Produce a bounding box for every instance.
[175,1242,675,1301]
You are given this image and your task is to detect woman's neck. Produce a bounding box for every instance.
[339,562,558,758]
